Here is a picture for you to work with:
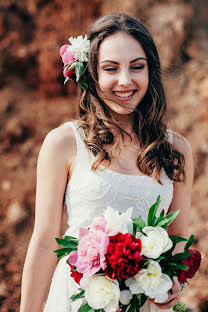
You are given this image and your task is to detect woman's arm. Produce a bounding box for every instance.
[167,132,194,253]
[20,124,76,312]
[150,132,194,310]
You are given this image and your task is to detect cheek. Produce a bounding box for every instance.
[98,73,115,90]
[137,71,149,90]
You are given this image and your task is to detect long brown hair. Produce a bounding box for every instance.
[77,13,185,184]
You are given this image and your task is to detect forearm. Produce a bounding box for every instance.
[20,238,58,312]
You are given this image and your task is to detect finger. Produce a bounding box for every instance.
[172,280,181,298]
[172,276,180,291]
[154,297,180,310]
[155,289,181,305]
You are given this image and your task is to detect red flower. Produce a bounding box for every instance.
[178,249,201,283]
[63,64,76,80]
[104,233,145,279]
[69,264,83,284]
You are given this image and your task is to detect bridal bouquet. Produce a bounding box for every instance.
[54,196,201,312]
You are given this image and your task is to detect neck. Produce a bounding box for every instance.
[110,111,134,133]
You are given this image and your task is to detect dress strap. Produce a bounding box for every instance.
[67,121,86,148]
[64,121,92,170]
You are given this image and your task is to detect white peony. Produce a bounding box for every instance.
[136,226,173,259]
[126,260,173,303]
[80,275,120,312]
[67,35,90,62]
[103,206,133,234]
[119,289,133,305]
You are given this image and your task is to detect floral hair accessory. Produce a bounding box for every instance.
[60,35,90,90]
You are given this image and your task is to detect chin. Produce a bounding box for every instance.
[108,104,136,116]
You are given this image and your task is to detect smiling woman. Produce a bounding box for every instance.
[20,13,194,312]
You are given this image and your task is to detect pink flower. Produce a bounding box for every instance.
[62,50,76,65]
[91,217,108,232]
[91,217,119,237]
[59,44,69,57]
[68,228,109,277]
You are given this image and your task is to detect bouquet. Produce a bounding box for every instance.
[54,196,201,312]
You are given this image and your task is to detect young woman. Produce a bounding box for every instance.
[20,13,194,312]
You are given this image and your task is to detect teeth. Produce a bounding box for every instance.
[114,91,134,98]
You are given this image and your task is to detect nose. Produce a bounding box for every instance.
[118,69,132,87]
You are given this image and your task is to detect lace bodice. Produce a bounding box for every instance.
[43,121,174,312]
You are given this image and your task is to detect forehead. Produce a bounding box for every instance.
[98,31,146,61]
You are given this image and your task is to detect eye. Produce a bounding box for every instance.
[131,65,145,70]
[103,67,117,72]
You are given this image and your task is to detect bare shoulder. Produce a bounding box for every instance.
[171,131,194,186]
[39,122,76,168]
[171,131,193,159]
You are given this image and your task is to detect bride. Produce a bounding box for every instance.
[20,13,193,311]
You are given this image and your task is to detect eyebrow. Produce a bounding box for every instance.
[100,57,147,64]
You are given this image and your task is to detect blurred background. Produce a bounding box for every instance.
[0,0,207,311]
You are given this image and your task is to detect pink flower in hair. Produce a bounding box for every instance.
[59,44,69,57]
[62,50,76,65]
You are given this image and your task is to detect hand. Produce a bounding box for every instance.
[148,277,181,310]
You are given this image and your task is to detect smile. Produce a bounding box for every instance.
[113,90,136,98]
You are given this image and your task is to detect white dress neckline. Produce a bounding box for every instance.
[75,122,173,180]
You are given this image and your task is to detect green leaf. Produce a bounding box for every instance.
[75,62,85,82]
[67,62,77,71]
[185,234,194,251]
[132,217,146,233]
[169,235,187,245]
[167,262,189,271]
[82,80,88,88]
[53,247,73,259]
[78,300,92,312]
[155,209,165,225]
[155,256,166,262]
[64,77,69,84]
[167,262,178,267]
[55,237,78,249]
[70,289,85,301]
[79,80,88,90]
[127,301,136,312]
[173,301,186,312]
[157,210,180,228]
[177,264,189,270]
[136,293,147,308]
[147,195,161,226]
[170,251,191,262]
[63,235,79,242]
[53,247,72,254]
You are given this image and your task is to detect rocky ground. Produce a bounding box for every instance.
[0,0,207,311]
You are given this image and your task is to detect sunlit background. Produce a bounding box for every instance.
[0,0,208,311]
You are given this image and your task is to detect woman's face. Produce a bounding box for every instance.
[97,31,149,116]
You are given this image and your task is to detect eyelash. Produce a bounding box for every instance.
[103,65,144,72]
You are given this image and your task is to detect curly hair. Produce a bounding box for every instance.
[77,13,185,184]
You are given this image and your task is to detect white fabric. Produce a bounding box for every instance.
[43,121,174,312]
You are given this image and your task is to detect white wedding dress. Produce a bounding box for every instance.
[43,121,174,312]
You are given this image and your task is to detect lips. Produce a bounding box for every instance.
[112,90,137,99]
